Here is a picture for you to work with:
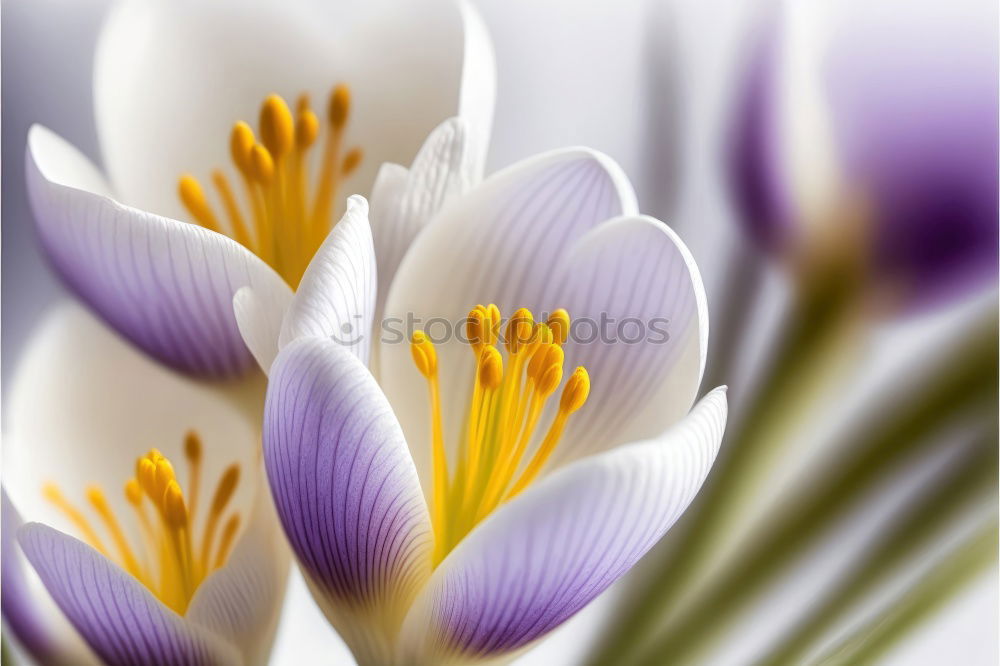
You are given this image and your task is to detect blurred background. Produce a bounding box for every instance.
[3,0,997,663]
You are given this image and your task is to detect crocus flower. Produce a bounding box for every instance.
[24,0,494,379]
[727,0,998,310]
[2,303,289,665]
[236,135,729,663]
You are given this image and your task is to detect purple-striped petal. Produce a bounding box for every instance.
[187,473,291,665]
[17,523,241,666]
[25,124,292,378]
[399,388,727,662]
[278,196,376,366]
[2,490,63,663]
[381,147,637,494]
[542,215,708,464]
[264,337,432,663]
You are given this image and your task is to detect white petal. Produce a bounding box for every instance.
[455,0,496,177]
[399,389,728,662]
[369,117,479,357]
[381,148,636,493]
[4,302,261,543]
[542,215,709,464]
[233,286,293,376]
[187,467,291,666]
[26,125,292,378]
[94,0,484,219]
[278,196,376,365]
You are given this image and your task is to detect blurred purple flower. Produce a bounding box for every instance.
[727,0,998,310]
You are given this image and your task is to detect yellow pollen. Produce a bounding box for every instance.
[328,84,351,129]
[410,331,438,378]
[259,94,295,159]
[410,306,591,565]
[249,144,275,184]
[230,121,255,173]
[296,109,320,148]
[505,308,535,355]
[177,84,362,288]
[43,432,243,614]
[477,346,504,389]
[547,309,571,345]
[178,175,221,232]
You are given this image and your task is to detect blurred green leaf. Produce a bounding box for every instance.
[591,307,998,665]
[814,521,998,666]
[761,440,997,665]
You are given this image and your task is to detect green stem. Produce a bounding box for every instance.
[761,440,997,665]
[591,266,866,663]
[814,521,998,666]
[590,307,998,665]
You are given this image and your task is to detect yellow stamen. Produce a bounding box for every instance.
[230,121,256,174]
[86,486,145,579]
[178,175,222,233]
[412,306,589,566]
[200,464,240,573]
[211,170,252,249]
[547,309,571,345]
[43,484,110,557]
[177,84,362,288]
[509,367,590,497]
[328,84,351,130]
[184,431,202,523]
[259,94,295,160]
[411,331,449,563]
[42,433,243,614]
[342,148,364,177]
[213,514,241,570]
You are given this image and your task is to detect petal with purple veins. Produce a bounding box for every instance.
[399,388,727,663]
[25,125,292,379]
[381,147,638,495]
[18,523,241,666]
[264,337,432,663]
[542,215,708,465]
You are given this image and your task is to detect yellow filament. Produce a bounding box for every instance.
[411,306,590,565]
[184,431,202,523]
[211,170,252,249]
[42,434,243,614]
[213,515,241,570]
[177,84,361,288]
[43,484,110,557]
[86,486,144,579]
[200,464,240,573]
[411,332,449,563]
[178,176,222,232]
[509,367,590,497]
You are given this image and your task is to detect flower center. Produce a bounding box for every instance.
[42,432,242,614]
[410,306,590,565]
[177,85,362,288]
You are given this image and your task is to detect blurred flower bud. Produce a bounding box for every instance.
[727,0,998,311]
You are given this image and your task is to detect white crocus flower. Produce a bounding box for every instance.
[3,303,289,665]
[235,126,728,664]
[24,0,494,379]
